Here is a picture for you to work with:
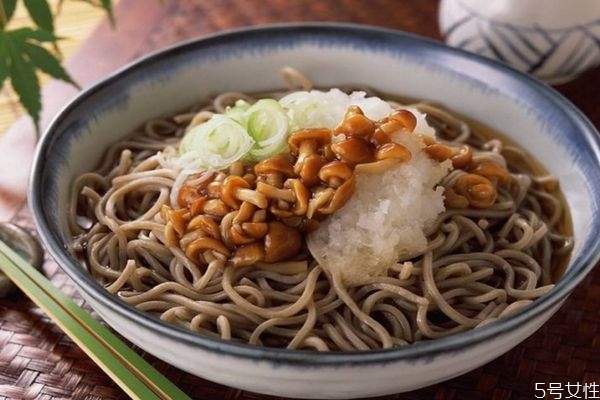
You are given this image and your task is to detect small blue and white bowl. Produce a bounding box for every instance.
[30,24,600,398]
[439,0,600,84]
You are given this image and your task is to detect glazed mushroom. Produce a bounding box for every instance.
[318,161,353,188]
[317,175,356,215]
[233,201,257,224]
[443,186,470,209]
[170,105,468,270]
[306,187,335,219]
[161,206,190,236]
[240,222,269,239]
[186,237,231,261]
[288,128,332,155]
[177,184,204,208]
[388,109,417,131]
[188,214,221,240]
[331,137,374,165]
[333,106,376,138]
[375,142,412,162]
[202,199,231,217]
[289,128,331,187]
[285,178,310,215]
[228,223,257,246]
[453,173,497,209]
[264,222,302,263]
[469,161,511,185]
[425,143,473,169]
[256,181,296,203]
[230,242,265,267]
[254,154,295,178]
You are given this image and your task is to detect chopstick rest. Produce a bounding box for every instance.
[0,222,44,297]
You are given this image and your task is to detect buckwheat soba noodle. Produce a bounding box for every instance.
[70,68,573,351]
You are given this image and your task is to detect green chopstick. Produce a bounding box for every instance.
[0,239,192,400]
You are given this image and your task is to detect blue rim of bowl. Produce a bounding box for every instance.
[30,22,600,366]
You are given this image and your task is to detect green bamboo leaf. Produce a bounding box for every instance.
[0,32,9,88]
[23,0,54,33]
[7,40,41,132]
[78,0,115,26]
[100,0,115,26]
[9,27,59,43]
[22,42,79,88]
[0,0,18,29]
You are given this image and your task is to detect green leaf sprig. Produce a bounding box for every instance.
[0,0,114,138]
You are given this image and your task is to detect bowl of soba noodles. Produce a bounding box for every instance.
[29,23,600,398]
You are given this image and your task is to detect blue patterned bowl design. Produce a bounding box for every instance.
[439,0,600,83]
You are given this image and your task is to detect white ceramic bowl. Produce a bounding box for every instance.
[30,23,600,399]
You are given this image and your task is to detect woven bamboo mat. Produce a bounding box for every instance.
[1,1,600,399]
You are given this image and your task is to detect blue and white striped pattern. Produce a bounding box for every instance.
[440,0,600,83]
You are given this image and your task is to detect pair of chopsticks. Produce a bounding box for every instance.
[0,239,192,400]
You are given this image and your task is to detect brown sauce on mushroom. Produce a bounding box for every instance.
[163,98,571,283]
[162,106,431,267]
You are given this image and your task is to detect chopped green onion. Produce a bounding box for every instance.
[179,114,254,171]
[176,89,401,172]
[226,99,251,126]
[244,99,289,161]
